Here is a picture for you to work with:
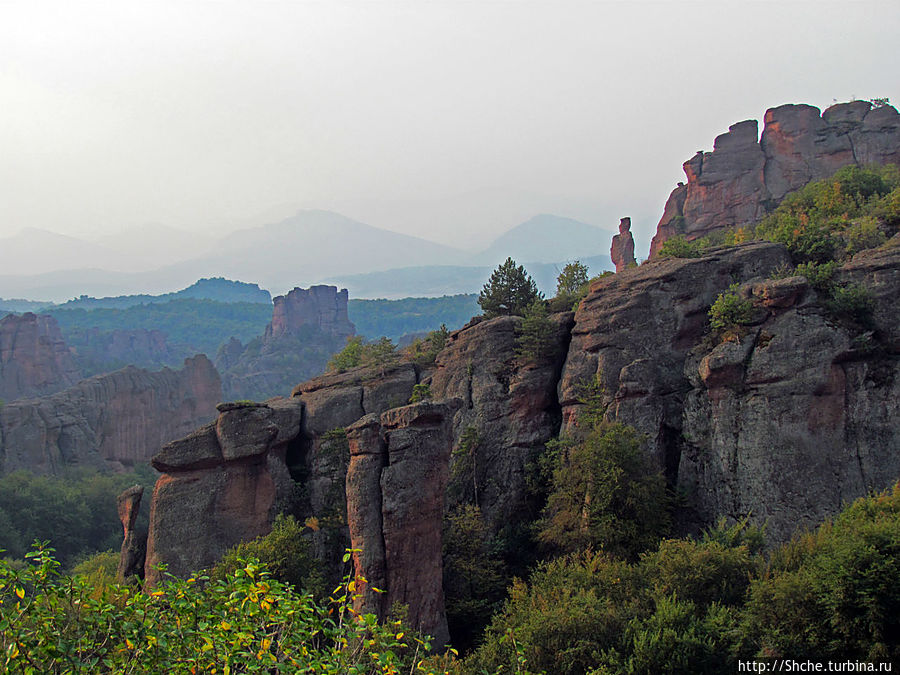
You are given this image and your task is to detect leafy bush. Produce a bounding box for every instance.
[210,514,324,598]
[404,325,450,367]
[708,284,754,333]
[825,283,876,324]
[537,422,671,560]
[794,260,838,291]
[740,484,900,661]
[478,258,542,318]
[0,545,450,674]
[657,235,709,259]
[409,383,432,404]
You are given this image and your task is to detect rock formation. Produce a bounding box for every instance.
[0,313,81,401]
[143,400,302,587]
[116,485,145,582]
[132,107,900,651]
[265,285,354,341]
[649,102,900,256]
[217,285,355,401]
[0,355,221,475]
[429,312,574,533]
[69,328,187,376]
[346,400,461,647]
[610,217,637,272]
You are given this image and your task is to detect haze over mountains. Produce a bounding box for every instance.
[0,211,615,302]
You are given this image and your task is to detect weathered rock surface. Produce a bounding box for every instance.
[678,245,900,541]
[560,242,792,473]
[610,217,637,272]
[346,400,460,648]
[650,102,900,256]
[143,399,302,587]
[217,285,355,401]
[116,485,145,582]
[0,355,222,475]
[430,312,574,532]
[0,313,80,401]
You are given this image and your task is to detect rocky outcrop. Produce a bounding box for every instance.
[217,285,355,401]
[143,399,302,587]
[678,246,900,541]
[650,102,900,256]
[560,242,792,473]
[0,355,221,475]
[429,313,574,532]
[0,313,81,401]
[265,285,354,341]
[116,485,145,582]
[562,240,899,541]
[346,400,460,648]
[610,217,637,272]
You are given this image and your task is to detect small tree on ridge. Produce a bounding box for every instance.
[478,257,542,318]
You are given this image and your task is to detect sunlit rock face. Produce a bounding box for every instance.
[649,102,900,257]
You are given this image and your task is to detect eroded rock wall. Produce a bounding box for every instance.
[0,355,221,474]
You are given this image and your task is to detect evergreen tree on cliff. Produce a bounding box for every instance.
[478,257,542,318]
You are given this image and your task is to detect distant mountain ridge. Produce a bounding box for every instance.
[56,278,272,310]
[0,210,616,301]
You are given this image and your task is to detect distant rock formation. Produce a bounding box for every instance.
[70,328,188,376]
[0,313,81,400]
[0,355,222,475]
[217,285,356,401]
[610,217,637,272]
[265,285,354,341]
[650,101,900,256]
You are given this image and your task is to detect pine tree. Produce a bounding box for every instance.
[478,257,541,318]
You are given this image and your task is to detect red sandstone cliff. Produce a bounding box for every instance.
[649,101,900,256]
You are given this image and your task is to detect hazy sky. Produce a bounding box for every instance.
[2,0,898,254]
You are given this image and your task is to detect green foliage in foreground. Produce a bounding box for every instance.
[0,547,454,674]
[469,484,900,674]
[0,466,157,569]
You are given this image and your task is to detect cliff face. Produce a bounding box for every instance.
[217,285,355,401]
[650,102,900,256]
[0,355,221,475]
[0,313,81,401]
